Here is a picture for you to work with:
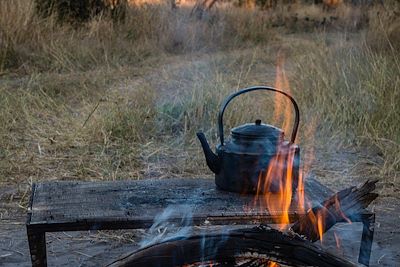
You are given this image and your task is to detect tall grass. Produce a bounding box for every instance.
[1,0,376,73]
[295,41,399,168]
[0,0,279,74]
[0,0,399,188]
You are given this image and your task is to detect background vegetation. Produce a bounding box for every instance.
[0,0,399,196]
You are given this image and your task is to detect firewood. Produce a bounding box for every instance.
[290,180,378,241]
[107,226,360,267]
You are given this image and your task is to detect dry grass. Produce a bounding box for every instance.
[0,0,399,193]
[292,35,399,179]
[0,1,279,73]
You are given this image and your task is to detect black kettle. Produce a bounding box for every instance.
[197,86,300,194]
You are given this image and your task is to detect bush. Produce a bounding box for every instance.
[35,0,127,22]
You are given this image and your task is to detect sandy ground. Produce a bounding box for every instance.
[1,47,399,266]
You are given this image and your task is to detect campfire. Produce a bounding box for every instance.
[108,57,377,267]
[108,179,377,267]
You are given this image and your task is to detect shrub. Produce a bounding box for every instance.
[34,0,127,22]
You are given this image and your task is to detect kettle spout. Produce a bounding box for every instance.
[196,132,221,174]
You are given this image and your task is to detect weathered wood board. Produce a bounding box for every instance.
[27,177,332,231]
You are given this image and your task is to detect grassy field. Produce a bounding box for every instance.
[0,0,399,199]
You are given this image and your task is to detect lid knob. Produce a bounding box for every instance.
[255,119,261,125]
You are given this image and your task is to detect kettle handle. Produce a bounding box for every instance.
[218,86,300,146]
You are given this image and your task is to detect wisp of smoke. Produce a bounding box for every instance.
[139,204,194,248]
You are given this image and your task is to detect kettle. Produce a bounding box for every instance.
[197,86,300,194]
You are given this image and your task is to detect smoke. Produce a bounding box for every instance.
[139,204,194,248]
[138,187,232,263]
[199,226,231,263]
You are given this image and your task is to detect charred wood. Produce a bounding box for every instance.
[291,180,378,241]
[107,226,360,267]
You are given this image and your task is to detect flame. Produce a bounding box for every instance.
[253,52,329,241]
[252,52,299,231]
[297,172,305,213]
[273,51,292,136]
[294,116,329,241]
[252,52,354,245]
[268,261,279,267]
[254,143,297,230]
[253,51,300,230]
[316,210,325,243]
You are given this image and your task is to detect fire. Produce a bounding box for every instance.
[316,210,325,242]
[253,51,298,231]
[268,261,279,267]
[254,144,296,230]
[273,51,292,136]
[297,171,305,213]
[252,52,354,248]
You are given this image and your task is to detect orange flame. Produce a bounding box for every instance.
[268,261,280,267]
[317,210,325,243]
[273,51,292,136]
[297,172,305,213]
[254,144,296,230]
[252,52,352,244]
[252,52,299,231]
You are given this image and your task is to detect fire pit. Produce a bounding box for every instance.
[26,178,375,267]
[106,180,376,267]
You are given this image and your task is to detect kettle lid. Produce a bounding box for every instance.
[231,119,284,141]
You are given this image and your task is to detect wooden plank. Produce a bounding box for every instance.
[28,176,332,230]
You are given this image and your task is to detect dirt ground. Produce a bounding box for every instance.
[1,45,399,266]
[1,147,399,266]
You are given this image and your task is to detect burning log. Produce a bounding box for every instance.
[291,180,378,242]
[107,225,360,267]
